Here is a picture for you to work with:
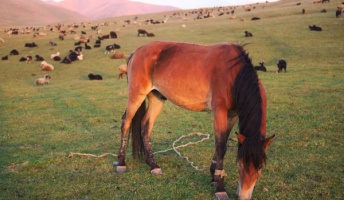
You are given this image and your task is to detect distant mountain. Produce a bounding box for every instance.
[46,0,180,19]
[0,0,89,26]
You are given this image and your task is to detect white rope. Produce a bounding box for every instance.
[68,132,210,171]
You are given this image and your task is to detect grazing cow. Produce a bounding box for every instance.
[41,61,54,71]
[254,61,267,72]
[110,31,117,38]
[26,56,33,63]
[10,49,19,55]
[137,29,148,36]
[88,73,103,80]
[251,17,260,20]
[105,43,121,54]
[147,33,155,37]
[118,64,127,79]
[111,53,126,59]
[1,55,8,60]
[35,55,44,61]
[35,74,51,85]
[25,42,38,47]
[101,35,110,39]
[244,31,253,37]
[91,26,98,30]
[277,59,287,73]
[81,31,86,35]
[309,25,322,31]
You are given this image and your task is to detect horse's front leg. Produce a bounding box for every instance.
[210,115,238,186]
[142,93,164,175]
[212,108,231,199]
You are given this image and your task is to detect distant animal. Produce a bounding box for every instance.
[19,57,27,62]
[25,42,38,48]
[118,64,127,79]
[61,56,72,64]
[251,17,260,20]
[77,53,83,60]
[40,61,54,71]
[245,31,253,37]
[277,59,287,73]
[110,31,117,38]
[302,9,305,14]
[26,56,33,63]
[321,9,327,13]
[49,41,57,46]
[53,56,61,61]
[309,25,322,31]
[100,35,110,39]
[1,55,8,60]
[336,9,342,18]
[147,33,155,37]
[75,46,83,52]
[111,53,126,59]
[254,61,267,72]
[105,44,121,54]
[50,52,60,59]
[94,44,101,48]
[35,74,51,85]
[137,29,148,36]
[10,49,19,55]
[85,43,92,50]
[35,55,44,61]
[0,38,4,43]
[88,73,103,80]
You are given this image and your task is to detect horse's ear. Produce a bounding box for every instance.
[236,132,246,144]
[263,134,275,149]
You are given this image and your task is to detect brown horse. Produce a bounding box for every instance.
[114,41,275,200]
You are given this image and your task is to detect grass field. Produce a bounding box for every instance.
[0,0,343,199]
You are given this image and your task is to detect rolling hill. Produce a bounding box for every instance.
[45,0,180,19]
[0,0,89,26]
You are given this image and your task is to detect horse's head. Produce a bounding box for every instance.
[236,133,275,200]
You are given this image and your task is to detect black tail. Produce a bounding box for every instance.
[131,100,146,159]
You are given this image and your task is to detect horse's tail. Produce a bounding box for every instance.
[131,96,146,159]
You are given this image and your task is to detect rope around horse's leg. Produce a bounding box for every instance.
[68,132,210,171]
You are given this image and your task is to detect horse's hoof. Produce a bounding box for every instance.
[210,182,217,187]
[215,192,229,200]
[150,168,163,175]
[116,166,127,173]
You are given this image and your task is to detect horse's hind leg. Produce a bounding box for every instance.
[141,92,164,175]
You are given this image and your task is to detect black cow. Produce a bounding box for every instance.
[309,25,322,31]
[10,49,19,55]
[19,57,26,62]
[88,73,103,80]
[277,59,287,73]
[254,61,267,72]
[1,55,8,60]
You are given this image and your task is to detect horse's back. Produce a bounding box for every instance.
[127,41,242,111]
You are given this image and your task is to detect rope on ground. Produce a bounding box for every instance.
[68,132,210,171]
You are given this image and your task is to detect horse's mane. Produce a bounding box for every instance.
[233,45,266,171]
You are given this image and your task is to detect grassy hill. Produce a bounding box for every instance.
[0,0,343,199]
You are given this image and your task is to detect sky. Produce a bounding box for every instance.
[129,0,279,9]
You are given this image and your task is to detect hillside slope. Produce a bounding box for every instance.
[48,0,180,19]
[0,0,89,26]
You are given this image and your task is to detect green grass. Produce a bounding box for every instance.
[1,0,343,199]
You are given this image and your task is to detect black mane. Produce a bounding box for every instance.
[233,46,266,171]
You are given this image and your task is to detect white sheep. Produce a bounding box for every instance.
[35,74,51,85]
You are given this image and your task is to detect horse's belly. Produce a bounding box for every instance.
[153,81,212,111]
